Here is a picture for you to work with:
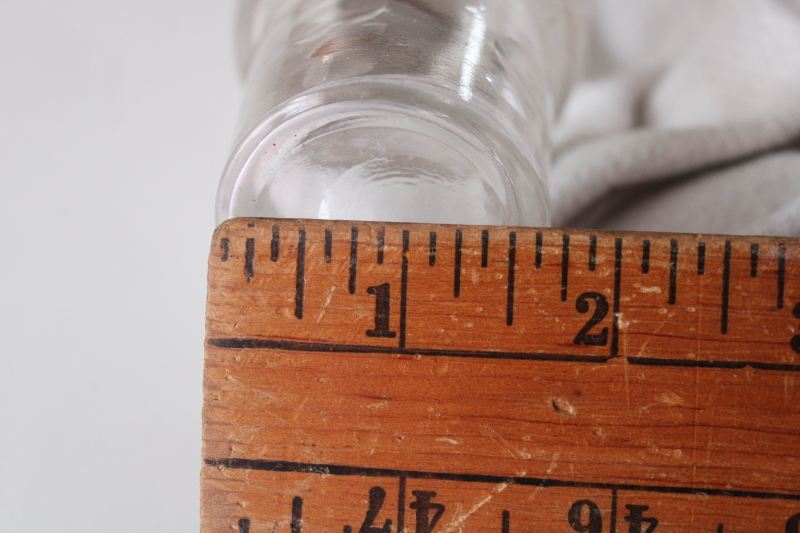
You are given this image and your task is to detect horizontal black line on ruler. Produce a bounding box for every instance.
[207,338,800,371]
[628,356,800,372]
[207,338,611,363]
[204,458,800,501]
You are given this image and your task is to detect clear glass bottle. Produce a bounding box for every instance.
[217,0,585,226]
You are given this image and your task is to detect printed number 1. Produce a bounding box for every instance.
[367,283,397,338]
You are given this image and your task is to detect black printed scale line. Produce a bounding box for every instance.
[295,229,306,320]
[697,242,706,275]
[535,232,542,270]
[610,490,618,533]
[778,243,786,309]
[397,476,407,533]
[399,231,410,349]
[561,234,570,302]
[454,230,462,298]
[721,240,731,334]
[324,229,332,263]
[627,355,800,372]
[291,496,302,533]
[610,238,622,358]
[669,239,678,305]
[481,229,489,268]
[208,338,800,372]
[220,238,230,262]
[204,459,800,501]
[271,225,280,262]
[244,238,255,283]
[377,227,385,265]
[209,338,612,363]
[349,227,358,295]
[506,232,516,326]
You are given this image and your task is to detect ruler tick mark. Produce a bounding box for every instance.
[238,518,250,533]
[588,235,597,271]
[400,230,410,349]
[377,227,385,265]
[324,229,332,263]
[349,228,358,294]
[641,240,650,274]
[561,234,570,302]
[507,232,516,326]
[295,229,306,320]
[271,226,280,262]
[454,230,463,298]
[697,242,706,275]
[481,230,489,268]
[669,239,679,305]
[535,232,543,270]
[220,238,230,262]
[610,489,618,533]
[398,475,407,533]
[245,238,255,283]
[721,240,732,334]
[502,510,510,533]
[750,243,758,277]
[291,496,303,533]
[429,232,437,266]
[611,238,623,357]
[778,243,786,309]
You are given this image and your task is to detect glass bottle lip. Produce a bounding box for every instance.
[217,77,549,227]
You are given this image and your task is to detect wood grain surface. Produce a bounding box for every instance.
[203,219,800,533]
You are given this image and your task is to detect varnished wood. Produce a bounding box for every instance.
[203,219,800,533]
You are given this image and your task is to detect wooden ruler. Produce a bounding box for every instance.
[203,218,800,533]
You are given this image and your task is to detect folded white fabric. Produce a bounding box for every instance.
[551,0,800,236]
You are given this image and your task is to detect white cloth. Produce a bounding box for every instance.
[551,0,800,236]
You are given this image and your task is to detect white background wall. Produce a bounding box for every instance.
[0,2,240,530]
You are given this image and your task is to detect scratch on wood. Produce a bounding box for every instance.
[315,286,337,323]
[444,481,510,533]
[480,425,527,460]
[529,453,560,501]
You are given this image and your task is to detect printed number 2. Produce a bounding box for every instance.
[574,292,609,346]
[367,283,397,338]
